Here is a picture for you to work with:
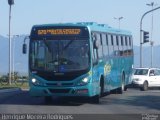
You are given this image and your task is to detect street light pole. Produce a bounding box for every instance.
[140,6,160,67]
[12,35,19,79]
[150,41,154,67]
[8,0,14,85]
[146,2,155,40]
[114,17,123,29]
[146,2,157,67]
[146,2,157,40]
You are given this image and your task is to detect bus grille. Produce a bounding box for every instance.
[46,83,74,86]
[37,73,79,81]
[49,89,71,93]
[34,70,88,81]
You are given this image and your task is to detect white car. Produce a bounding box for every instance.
[131,68,160,91]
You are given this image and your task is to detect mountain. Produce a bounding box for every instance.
[0,35,28,75]
[134,45,160,68]
[0,35,160,75]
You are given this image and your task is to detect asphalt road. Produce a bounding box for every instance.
[0,88,160,120]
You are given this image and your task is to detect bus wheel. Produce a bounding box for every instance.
[117,74,125,94]
[44,96,52,104]
[100,77,104,97]
[90,95,100,104]
[124,86,128,91]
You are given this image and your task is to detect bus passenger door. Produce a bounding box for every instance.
[92,45,100,95]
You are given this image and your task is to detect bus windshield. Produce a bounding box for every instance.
[30,39,90,73]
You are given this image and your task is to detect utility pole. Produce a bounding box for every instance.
[140,6,160,67]
[146,2,157,67]
[146,2,156,41]
[12,35,19,79]
[8,0,14,85]
[114,17,123,29]
[150,41,154,67]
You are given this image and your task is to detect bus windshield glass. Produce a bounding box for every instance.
[30,39,90,73]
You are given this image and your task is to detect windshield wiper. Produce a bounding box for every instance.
[62,40,74,51]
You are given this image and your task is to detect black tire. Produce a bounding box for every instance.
[45,96,52,104]
[140,81,148,91]
[117,87,123,94]
[100,78,104,97]
[117,73,125,94]
[90,95,100,104]
[124,86,128,91]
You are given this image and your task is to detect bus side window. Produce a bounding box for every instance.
[102,34,108,57]
[113,35,119,56]
[128,36,133,56]
[93,48,98,65]
[92,33,98,65]
[96,33,103,59]
[129,37,132,47]
[120,36,124,56]
[108,34,114,56]
[124,36,128,56]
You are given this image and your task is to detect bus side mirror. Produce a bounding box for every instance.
[22,43,27,54]
[22,36,30,54]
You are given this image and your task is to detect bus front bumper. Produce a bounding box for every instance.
[29,85,96,97]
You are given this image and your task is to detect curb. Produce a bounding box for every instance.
[0,88,21,93]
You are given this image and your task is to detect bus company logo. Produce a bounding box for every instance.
[104,64,111,76]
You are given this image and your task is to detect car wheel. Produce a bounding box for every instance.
[140,81,148,91]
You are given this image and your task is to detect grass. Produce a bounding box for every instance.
[0,82,29,90]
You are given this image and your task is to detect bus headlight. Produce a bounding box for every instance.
[83,78,89,83]
[31,78,44,86]
[32,78,36,83]
[77,77,90,86]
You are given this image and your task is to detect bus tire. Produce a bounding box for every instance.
[90,95,100,104]
[124,86,128,91]
[117,73,125,94]
[100,77,104,97]
[45,96,52,104]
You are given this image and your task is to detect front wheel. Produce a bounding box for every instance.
[124,86,128,91]
[44,96,52,104]
[90,95,100,104]
[140,81,148,91]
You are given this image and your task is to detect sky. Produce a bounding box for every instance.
[0,0,160,46]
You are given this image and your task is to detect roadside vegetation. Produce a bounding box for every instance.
[0,72,29,89]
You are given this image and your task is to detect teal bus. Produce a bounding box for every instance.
[23,22,133,103]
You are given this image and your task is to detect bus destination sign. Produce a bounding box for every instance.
[37,29,81,35]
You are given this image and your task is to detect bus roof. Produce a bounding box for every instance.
[32,22,132,36]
